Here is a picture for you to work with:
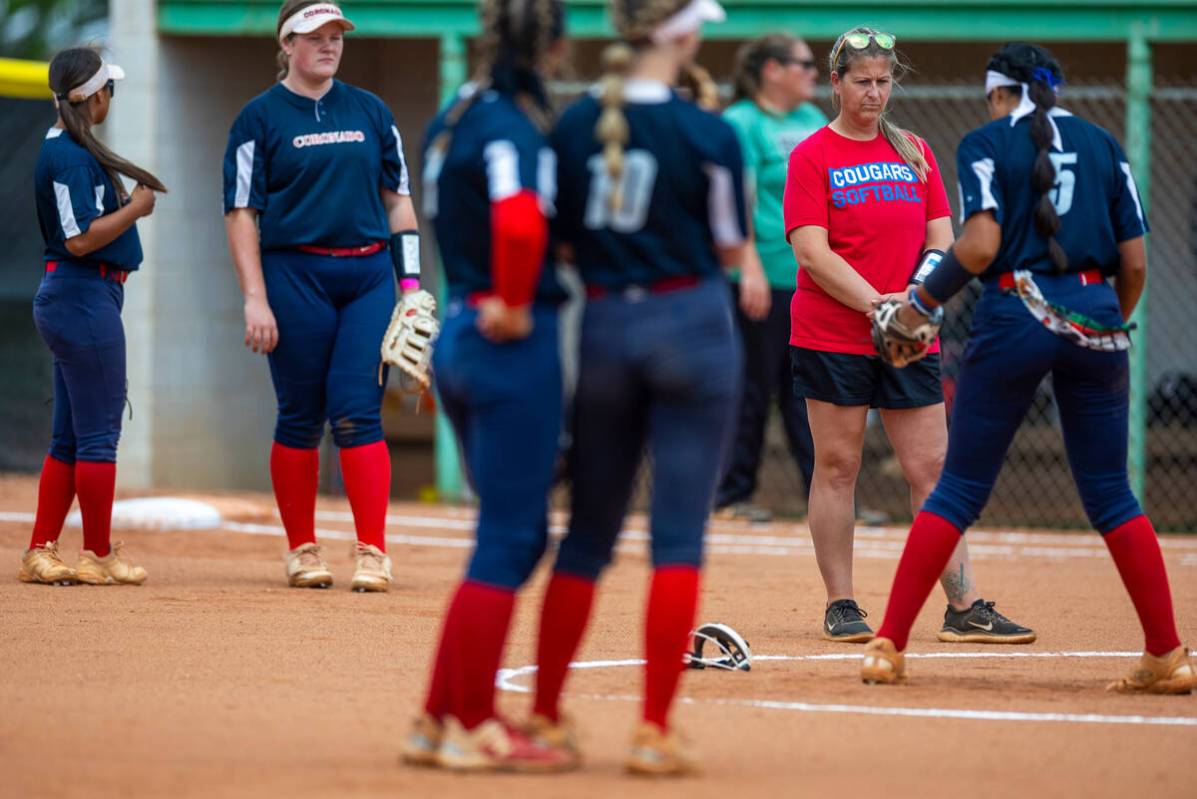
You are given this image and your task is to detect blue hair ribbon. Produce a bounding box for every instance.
[1031,66,1062,88]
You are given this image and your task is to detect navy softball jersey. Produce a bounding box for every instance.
[924,108,1149,534]
[423,85,563,303]
[957,108,1148,280]
[221,78,411,558]
[422,84,563,590]
[552,80,748,291]
[550,79,747,579]
[36,127,142,269]
[223,80,410,249]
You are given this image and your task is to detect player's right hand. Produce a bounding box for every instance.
[244,297,279,354]
[476,297,533,343]
[129,184,156,217]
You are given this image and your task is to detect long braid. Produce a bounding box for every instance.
[829,26,928,182]
[430,0,561,159]
[49,48,167,196]
[598,0,704,208]
[988,42,1068,272]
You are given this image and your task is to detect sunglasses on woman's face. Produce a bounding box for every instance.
[782,57,818,70]
[832,31,897,66]
[105,79,115,98]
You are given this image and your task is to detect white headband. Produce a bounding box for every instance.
[651,0,726,45]
[985,69,1063,151]
[279,3,355,43]
[61,61,126,104]
[984,69,1019,95]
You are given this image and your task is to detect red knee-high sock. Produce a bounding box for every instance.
[448,581,517,729]
[875,511,965,652]
[644,566,700,731]
[338,441,390,551]
[424,586,464,719]
[1104,515,1181,656]
[533,572,598,721]
[29,455,75,549]
[270,443,318,550]
[75,461,115,558]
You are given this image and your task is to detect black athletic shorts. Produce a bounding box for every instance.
[790,346,943,409]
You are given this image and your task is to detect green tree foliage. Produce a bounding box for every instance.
[1,0,108,60]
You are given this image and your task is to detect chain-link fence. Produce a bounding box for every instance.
[740,80,1197,531]
[545,74,1197,531]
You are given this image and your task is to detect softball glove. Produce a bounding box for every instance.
[871,299,942,368]
[381,289,439,393]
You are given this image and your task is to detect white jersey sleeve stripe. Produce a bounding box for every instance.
[1119,162,1146,230]
[484,140,521,202]
[234,140,255,208]
[53,181,81,238]
[391,125,411,195]
[703,163,745,247]
[963,157,998,224]
[94,185,105,213]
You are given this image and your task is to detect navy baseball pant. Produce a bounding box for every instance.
[433,302,563,590]
[924,274,1142,534]
[556,278,741,579]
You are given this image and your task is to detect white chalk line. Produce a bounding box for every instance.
[494,652,1197,728]
[2,509,1194,564]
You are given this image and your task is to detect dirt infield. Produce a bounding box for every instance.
[1,473,1195,799]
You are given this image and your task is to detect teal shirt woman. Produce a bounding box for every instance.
[715,33,826,516]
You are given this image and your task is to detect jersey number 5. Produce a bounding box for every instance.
[1048,152,1078,216]
[584,150,658,233]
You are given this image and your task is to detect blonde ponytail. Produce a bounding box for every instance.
[878,115,929,182]
[678,61,720,111]
[596,42,634,210]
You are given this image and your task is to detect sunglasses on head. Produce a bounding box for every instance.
[832,31,896,67]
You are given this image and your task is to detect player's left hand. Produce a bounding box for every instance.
[381,289,439,393]
[871,299,942,368]
[476,297,533,343]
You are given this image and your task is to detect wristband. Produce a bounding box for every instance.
[921,247,973,304]
[910,248,944,285]
[390,230,420,285]
[907,287,935,317]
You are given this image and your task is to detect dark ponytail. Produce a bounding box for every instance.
[988,42,1067,272]
[429,0,564,159]
[49,48,167,197]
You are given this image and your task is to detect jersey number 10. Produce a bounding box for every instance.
[584,150,659,233]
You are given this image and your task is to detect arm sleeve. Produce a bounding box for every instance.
[485,128,549,305]
[223,107,268,213]
[703,118,748,247]
[955,129,1002,225]
[921,140,952,221]
[1108,138,1150,241]
[379,104,412,196]
[50,164,102,238]
[782,143,827,238]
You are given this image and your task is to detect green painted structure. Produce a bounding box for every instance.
[156,0,1197,501]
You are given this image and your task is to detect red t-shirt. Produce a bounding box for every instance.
[783,126,951,355]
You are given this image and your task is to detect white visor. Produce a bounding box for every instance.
[651,0,727,45]
[279,3,356,43]
[65,61,125,103]
[984,69,1019,95]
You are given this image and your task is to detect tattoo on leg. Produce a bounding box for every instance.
[942,563,970,604]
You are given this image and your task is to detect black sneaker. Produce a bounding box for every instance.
[823,599,874,643]
[938,599,1037,644]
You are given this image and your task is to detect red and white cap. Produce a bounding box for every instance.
[63,60,125,103]
[279,3,356,43]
